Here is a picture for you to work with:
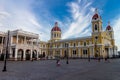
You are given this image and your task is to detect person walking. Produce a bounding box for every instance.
[56,59,60,66]
[104,56,110,63]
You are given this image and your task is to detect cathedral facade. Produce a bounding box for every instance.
[47,9,117,59]
[0,9,118,60]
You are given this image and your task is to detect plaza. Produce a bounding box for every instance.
[0,59,120,80]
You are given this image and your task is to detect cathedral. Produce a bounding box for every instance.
[47,9,118,59]
[0,9,118,61]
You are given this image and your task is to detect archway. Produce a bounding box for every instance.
[18,49,24,60]
[73,50,77,58]
[26,49,31,60]
[105,48,109,58]
[43,52,45,57]
[32,50,37,59]
[64,50,67,58]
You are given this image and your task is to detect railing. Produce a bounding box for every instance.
[11,44,39,49]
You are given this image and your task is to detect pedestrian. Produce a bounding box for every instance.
[104,57,110,63]
[56,59,60,66]
[105,57,107,61]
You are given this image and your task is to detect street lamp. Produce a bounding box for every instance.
[2,30,10,72]
[65,42,69,64]
[88,46,90,62]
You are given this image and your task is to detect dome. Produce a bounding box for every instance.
[106,25,112,30]
[106,22,112,30]
[92,13,99,20]
[51,22,61,31]
[92,8,101,20]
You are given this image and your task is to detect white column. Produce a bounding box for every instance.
[37,51,39,60]
[15,48,18,61]
[30,50,32,60]
[9,48,12,58]
[24,36,26,44]
[11,36,13,44]
[16,35,18,44]
[2,37,4,45]
[109,48,112,57]
[23,50,26,60]
[111,48,113,57]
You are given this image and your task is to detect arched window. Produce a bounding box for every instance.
[84,42,86,46]
[54,34,56,37]
[95,24,98,30]
[74,43,75,47]
[51,33,53,38]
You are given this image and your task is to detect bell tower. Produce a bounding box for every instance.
[92,9,102,33]
[91,9,103,58]
[106,21,115,46]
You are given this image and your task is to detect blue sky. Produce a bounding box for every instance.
[0,0,120,50]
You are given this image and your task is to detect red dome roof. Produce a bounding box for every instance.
[92,13,99,20]
[106,25,111,30]
[51,22,61,31]
[52,26,61,31]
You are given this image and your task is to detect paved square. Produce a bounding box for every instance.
[0,59,120,80]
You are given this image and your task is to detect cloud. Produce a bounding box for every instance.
[112,16,120,50]
[62,0,95,39]
[0,0,51,41]
[0,0,102,42]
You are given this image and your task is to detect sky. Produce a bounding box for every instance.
[0,0,120,50]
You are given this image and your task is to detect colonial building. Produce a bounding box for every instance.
[0,9,118,60]
[0,29,40,60]
[47,9,118,59]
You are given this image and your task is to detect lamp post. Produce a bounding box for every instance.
[2,30,10,72]
[66,42,69,64]
[88,46,90,62]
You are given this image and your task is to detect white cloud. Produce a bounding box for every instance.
[112,16,120,51]
[0,0,50,41]
[62,0,95,39]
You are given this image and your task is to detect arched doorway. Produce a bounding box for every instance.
[32,50,37,60]
[64,50,67,58]
[73,50,77,58]
[18,49,24,60]
[26,49,31,60]
[43,52,45,58]
[105,48,109,58]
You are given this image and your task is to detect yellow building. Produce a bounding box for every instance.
[47,9,117,59]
